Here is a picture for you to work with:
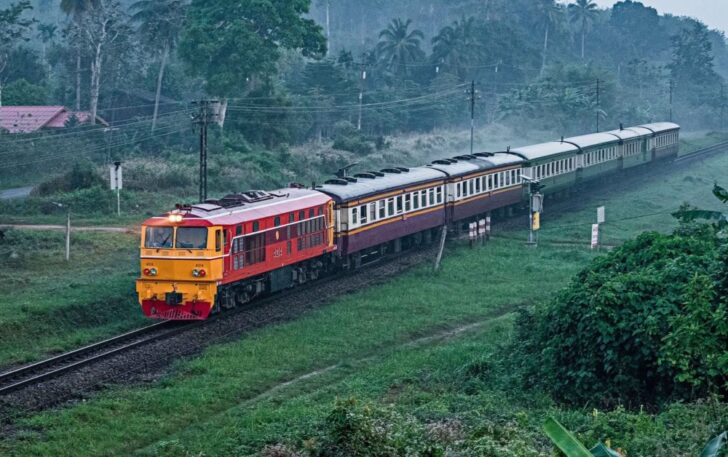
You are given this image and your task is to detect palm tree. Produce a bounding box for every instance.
[535,0,563,76]
[131,0,185,131]
[376,18,425,79]
[60,0,100,110]
[432,16,483,80]
[569,0,598,60]
[36,23,57,71]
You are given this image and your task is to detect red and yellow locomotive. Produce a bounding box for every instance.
[136,189,335,319]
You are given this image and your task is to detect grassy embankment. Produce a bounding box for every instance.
[3,134,728,456]
[0,230,145,365]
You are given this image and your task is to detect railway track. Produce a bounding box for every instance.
[674,140,728,163]
[0,320,193,396]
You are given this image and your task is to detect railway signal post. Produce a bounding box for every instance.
[522,175,543,247]
[109,161,122,216]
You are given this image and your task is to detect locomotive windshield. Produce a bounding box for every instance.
[144,226,173,248]
[176,227,208,249]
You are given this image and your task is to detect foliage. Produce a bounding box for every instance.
[516,225,728,407]
[34,161,104,196]
[0,0,35,84]
[178,0,326,96]
[1,78,47,105]
[376,18,425,79]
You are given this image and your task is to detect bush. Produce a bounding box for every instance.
[331,121,374,156]
[35,162,104,196]
[516,226,728,407]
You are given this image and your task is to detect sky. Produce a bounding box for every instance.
[587,0,728,35]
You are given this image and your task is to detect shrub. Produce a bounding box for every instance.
[35,162,104,196]
[516,226,728,407]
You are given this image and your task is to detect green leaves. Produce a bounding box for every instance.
[700,432,727,457]
[543,417,594,457]
[178,0,326,96]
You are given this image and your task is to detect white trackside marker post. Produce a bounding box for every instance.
[591,223,599,250]
[110,161,123,216]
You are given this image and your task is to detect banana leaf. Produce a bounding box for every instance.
[590,442,622,457]
[700,432,727,457]
[543,417,593,457]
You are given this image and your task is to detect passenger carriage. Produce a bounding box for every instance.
[316,167,447,266]
[508,141,579,195]
[563,132,622,182]
[605,126,654,169]
[428,152,524,222]
[640,122,680,160]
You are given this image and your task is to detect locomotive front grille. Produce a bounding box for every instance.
[165,292,183,305]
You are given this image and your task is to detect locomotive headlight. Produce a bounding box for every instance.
[192,269,206,278]
[168,213,183,223]
[149,267,158,276]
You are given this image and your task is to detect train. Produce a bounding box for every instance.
[136,122,680,320]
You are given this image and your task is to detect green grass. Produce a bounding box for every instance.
[3,134,728,455]
[0,230,146,365]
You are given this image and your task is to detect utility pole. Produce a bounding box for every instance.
[721,83,725,131]
[595,78,601,133]
[192,100,224,202]
[466,80,479,155]
[669,79,674,122]
[357,67,366,131]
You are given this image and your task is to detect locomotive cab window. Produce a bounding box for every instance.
[175,227,208,249]
[215,229,222,252]
[145,226,173,248]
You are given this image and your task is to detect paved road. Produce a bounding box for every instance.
[0,186,33,200]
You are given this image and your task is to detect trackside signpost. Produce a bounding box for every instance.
[110,161,122,216]
[592,206,605,249]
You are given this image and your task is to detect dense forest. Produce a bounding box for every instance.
[1,0,727,188]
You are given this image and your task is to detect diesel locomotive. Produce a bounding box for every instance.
[136,122,680,320]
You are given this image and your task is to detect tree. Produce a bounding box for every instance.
[376,18,425,79]
[36,23,56,71]
[569,0,598,60]
[535,0,563,76]
[0,1,34,107]
[77,1,126,124]
[60,0,100,110]
[431,16,484,80]
[131,0,186,131]
[178,0,326,97]
[669,22,721,89]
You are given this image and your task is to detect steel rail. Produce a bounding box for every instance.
[674,140,728,163]
[0,321,193,396]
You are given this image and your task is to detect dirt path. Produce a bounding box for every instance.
[0,224,136,233]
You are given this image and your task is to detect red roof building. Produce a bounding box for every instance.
[0,106,108,133]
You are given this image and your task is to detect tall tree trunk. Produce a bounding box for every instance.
[89,40,102,125]
[581,27,586,59]
[75,48,81,111]
[151,43,169,132]
[541,23,549,76]
[325,0,330,54]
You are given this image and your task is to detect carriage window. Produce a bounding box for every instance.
[475,177,481,193]
[404,194,411,212]
[274,216,281,227]
[236,225,243,236]
[299,210,305,220]
[396,196,403,214]
[413,192,420,209]
[144,226,173,248]
[420,190,427,207]
[352,207,358,225]
[457,183,462,198]
[369,203,377,221]
[436,186,443,203]
[387,198,394,216]
[379,200,386,219]
[252,221,259,232]
[289,213,295,223]
[360,205,367,224]
[318,206,324,215]
[175,227,208,249]
[309,208,315,218]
